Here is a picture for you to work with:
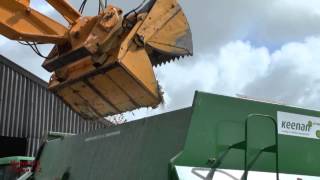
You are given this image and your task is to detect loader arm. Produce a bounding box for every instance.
[0,0,68,44]
[0,0,193,120]
[46,0,81,24]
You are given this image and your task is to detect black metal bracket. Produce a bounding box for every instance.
[205,141,246,179]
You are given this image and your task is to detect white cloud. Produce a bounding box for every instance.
[276,0,320,15]
[251,0,320,48]
[129,35,320,120]
[212,41,270,94]
[243,36,320,109]
[153,41,270,110]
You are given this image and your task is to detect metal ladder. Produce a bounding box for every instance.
[205,113,279,180]
[242,114,279,180]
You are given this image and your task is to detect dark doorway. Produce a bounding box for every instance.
[0,136,27,158]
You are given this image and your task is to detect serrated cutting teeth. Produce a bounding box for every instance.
[152,54,191,67]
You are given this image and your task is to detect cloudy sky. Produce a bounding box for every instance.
[1,0,320,120]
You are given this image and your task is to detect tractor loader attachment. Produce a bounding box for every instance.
[0,0,193,120]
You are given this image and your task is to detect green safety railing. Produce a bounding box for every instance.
[242,114,279,180]
[170,113,279,180]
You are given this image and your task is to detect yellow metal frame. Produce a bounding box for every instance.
[46,0,81,24]
[0,0,192,120]
[0,0,67,44]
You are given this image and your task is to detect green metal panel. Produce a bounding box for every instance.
[33,91,320,179]
[172,91,320,177]
[34,108,192,180]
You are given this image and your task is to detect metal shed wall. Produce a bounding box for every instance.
[0,55,106,156]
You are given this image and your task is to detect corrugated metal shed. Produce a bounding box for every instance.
[0,55,106,156]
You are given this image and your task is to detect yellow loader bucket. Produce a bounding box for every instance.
[50,45,161,120]
[46,0,192,120]
[137,0,193,66]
